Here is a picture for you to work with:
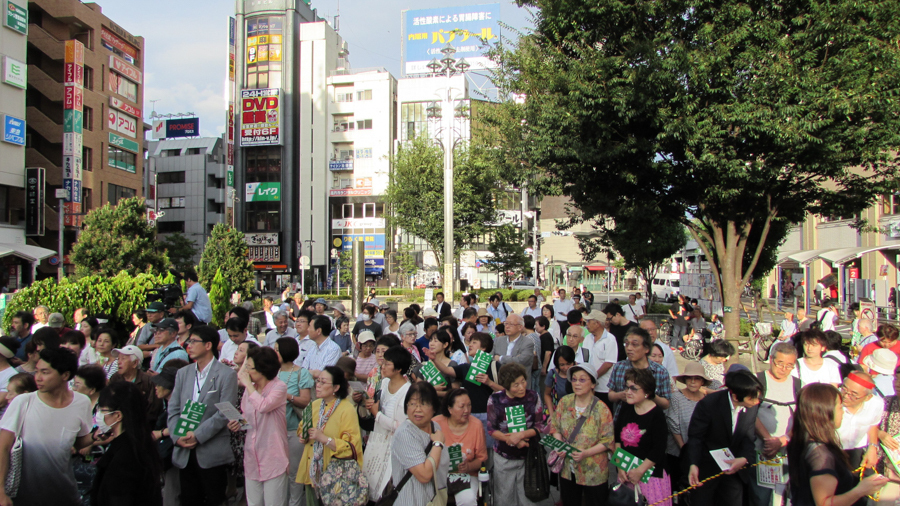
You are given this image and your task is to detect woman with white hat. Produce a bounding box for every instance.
[665,362,712,491]
[475,308,494,334]
[864,348,899,397]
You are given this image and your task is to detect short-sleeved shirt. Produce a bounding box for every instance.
[859,340,900,366]
[624,304,644,324]
[352,320,383,340]
[329,330,353,354]
[391,420,449,506]
[837,396,884,449]
[0,392,93,506]
[539,332,555,371]
[151,340,189,372]
[790,443,865,506]
[185,282,212,323]
[614,402,667,478]
[591,332,619,393]
[278,367,313,431]
[452,363,498,414]
[607,360,673,420]
[792,358,841,387]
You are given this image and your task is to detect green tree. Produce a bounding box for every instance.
[208,268,229,327]
[198,224,255,301]
[385,136,503,266]
[573,206,687,299]
[158,232,198,273]
[488,0,900,338]
[70,197,169,278]
[395,243,419,289]
[486,224,531,285]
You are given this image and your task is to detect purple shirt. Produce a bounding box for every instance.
[486,389,548,460]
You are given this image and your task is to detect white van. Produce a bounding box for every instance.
[651,274,681,302]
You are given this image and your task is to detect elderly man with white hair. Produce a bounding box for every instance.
[836,371,884,471]
[492,314,536,381]
[109,344,163,424]
[857,319,877,349]
[263,310,297,347]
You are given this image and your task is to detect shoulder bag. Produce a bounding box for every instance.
[374,439,435,506]
[524,433,550,502]
[318,434,369,506]
[425,455,448,506]
[608,482,647,506]
[6,395,33,498]
[547,397,598,473]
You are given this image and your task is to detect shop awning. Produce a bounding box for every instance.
[817,244,900,265]
[585,265,607,272]
[779,248,841,265]
[0,242,55,262]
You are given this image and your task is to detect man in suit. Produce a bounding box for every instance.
[491,314,535,381]
[168,325,238,506]
[687,368,763,503]
[434,291,452,319]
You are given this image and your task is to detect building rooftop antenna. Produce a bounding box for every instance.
[334,0,340,32]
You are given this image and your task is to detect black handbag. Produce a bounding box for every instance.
[608,482,647,506]
[523,436,550,502]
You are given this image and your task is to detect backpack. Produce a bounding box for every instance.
[825,352,861,381]
[810,309,831,331]
[756,371,801,415]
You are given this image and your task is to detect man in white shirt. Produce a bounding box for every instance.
[487,294,513,324]
[836,371,884,471]
[219,316,260,364]
[553,289,575,335]
[816,301,839,332]
[857,319,877,349]
[585,310,617,408]
[634,292,647,308]
[262,296,277,330]
[302,316,341,379]
[520,295,542,319]
[533,288,545,305]
[624,294,645,323]
[639,319,679,379]
[263,310,298,347]
[293,310,316,367]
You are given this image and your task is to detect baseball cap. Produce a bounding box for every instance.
[584,310,607,323]
[357,330,376,344]
[112,345,143,360]
[152,318,179,332]
[151,366,178,390]
[146,301,166,313]
[48,313,66,328]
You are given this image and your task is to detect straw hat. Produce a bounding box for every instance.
[476,308,489,318]
[864,348,899,376]
[674,361,712,386]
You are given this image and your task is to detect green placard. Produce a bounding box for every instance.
[302,405,313,440]
[448,443,464,472]
[465,350,492,385]
[64,110,83,134]
[226,169,234,186]
[173,399,207,437]
[419,360,446,386]
[612,448,654,483]
[539,434,579,456]
[505,405,527,433]
[5,1,27,35]
[109,131,139,153]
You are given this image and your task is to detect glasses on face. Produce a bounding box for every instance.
[772,360,795,370]
[571,377,592,384]
[839,385,863,400]
[185,339,204,345]
[408,401,429,411]
[624,385,642,393]
[315,378,333,386]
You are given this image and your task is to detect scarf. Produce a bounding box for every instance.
[309,398,341,488]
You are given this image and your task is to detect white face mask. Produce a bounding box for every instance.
[362,314,371,322]
[94,410,120,435]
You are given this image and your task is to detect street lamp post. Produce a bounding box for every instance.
[427,43,469,304]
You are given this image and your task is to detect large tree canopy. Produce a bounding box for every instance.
[489,0,900,338]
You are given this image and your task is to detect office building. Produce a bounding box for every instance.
[147,136,227,265]
[27,0,145,277]
[327,67,396,281]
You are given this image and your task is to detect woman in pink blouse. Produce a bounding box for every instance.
[228,346,289,506]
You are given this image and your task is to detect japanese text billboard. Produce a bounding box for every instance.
[240,88,281,146]
[402,4,500,75]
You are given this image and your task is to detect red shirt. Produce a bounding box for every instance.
[858,340,900,365]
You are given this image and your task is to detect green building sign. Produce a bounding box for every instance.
[5,1,27,35]
[245,182,280,202]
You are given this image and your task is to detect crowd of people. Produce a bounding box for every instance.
[3,286,900,506]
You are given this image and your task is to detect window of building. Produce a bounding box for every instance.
[108,71,138,102]
[340,178,352,188]
[356,119,372,130]
[107,146,136,173]
[333,115,353,132]
[83,106,93,131]
[108,183,136,205]
[245,16,284,90]
[342,204,354,218]
[883,194,900,216]
[245,146,281,183]
[83,66,94,91]
[82,147,92,172]
[207,200,224,213]
[158,197,185,209]
[161,149,180,157]
[83,188,93,212]
[0,185,9,223]
[158,171,186,184]
[245,201,280,232]
[186,148,203,155]
[335,92,353,103]
[157,221,185,233]
[337,149,353,160]
[401,102,430,141]
[355,148,372,159]
[363,203,376,218]
[356,90,372,101]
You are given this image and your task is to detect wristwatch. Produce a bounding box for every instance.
[433,441,445,449]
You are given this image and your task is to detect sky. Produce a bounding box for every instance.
[92,0,535,138]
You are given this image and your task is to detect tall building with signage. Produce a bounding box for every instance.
[147,137,226,265]
[26,0,145,277]
[231,0,347,291]
[326,68,396,280]
[0,0,54,289]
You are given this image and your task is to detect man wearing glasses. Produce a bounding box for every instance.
[150,318,189,373]
[752,342,800,506]
[492,314,535,382]
[836,371,884,471]
[606,327,672,422]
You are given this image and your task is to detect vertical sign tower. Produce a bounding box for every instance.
[62,40,84,227]
[226,17,236,226]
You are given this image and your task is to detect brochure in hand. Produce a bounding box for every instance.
[612,448,653,483]
[465,351,492,385]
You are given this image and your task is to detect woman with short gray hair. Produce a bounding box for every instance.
[399,322,421,363]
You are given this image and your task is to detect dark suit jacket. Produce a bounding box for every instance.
[686,389,759,482]
[434,301,452,319]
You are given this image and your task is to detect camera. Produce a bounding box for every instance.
[146,283,183,310]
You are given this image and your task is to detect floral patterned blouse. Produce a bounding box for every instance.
[486,389,548,460]
[551,394,614,486]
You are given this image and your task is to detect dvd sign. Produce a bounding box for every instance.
[240,88,281,146]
